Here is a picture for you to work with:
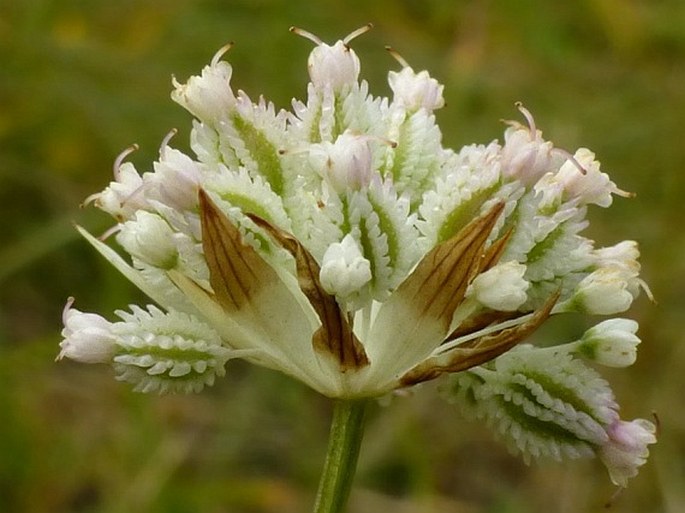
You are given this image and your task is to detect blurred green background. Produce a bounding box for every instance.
[1,1,684,512]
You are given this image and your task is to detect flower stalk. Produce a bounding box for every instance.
[314,399,370,513]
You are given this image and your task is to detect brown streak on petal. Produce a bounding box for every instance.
[395,202,505,332]
[247,214,369,370]
[199,189,277,311]
[445,310,519,342]
[399,290,559,387]
[440,227,515,341]
[479,227,513,273]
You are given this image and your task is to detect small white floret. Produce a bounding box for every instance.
[467,261,529,311]
[388,66,445,112]
[116,211,178,269]
[320,234,372,299]
[58,299,117,363]
[577,318,640,367]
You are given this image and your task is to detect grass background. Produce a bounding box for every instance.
[1,1,684,511]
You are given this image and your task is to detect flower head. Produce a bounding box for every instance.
[60,27,652,485]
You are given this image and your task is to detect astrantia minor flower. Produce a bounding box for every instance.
[59,26,654,485]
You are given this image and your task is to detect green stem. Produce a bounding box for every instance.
[313,398,370,513]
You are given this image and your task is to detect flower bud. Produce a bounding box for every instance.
[466,261,529,311]
[58,301,117,363]
[564,266,638,315]
[171,60,237,123]
[146,147,202,211]
[94,162,148,220]
[501,123,556,186]
[307,40,361,91]
[116,211,178,269]
[576,318,640,367]
[555,148,624,207]
[310,132,374,193]
[320,234,372,299]
[598,419,657,487]
[388,67,444,112]
[594,240,640,272]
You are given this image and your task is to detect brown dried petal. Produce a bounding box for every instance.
[445,310,519,341]
[479,227,513,273]
[395,202,505,333]
[399,290,559,387]
[199,189,280,312]
[248,214,369,371]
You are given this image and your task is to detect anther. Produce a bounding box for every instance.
[376,135,398,148]
[385,46,410,68]
[211,41,234,66]
[278,147,309,156]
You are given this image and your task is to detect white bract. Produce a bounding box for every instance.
[59,27,654,484]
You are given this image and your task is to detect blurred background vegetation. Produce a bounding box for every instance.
[1,1,684,512]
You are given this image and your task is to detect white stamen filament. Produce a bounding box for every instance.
[98,224,122,242]
[119,182,150,213]
[515,101,537,134]
[81,192,100,209]
[553,147,588,176]
[638,278,656,303]
[514,102,588,176]
[62,296,76,326]
[159,128,178,159]
[385,46,410,68]
[113,144,139,181]
[343,23,373,46]
[289,26,323,45]
[357,133,398,149]
[433,312,536,357]
[278,146,310,156]
[211,41,234,66]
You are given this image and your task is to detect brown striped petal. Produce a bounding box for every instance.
[248,214,369,371]
[399,290,559,387]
